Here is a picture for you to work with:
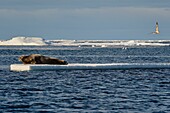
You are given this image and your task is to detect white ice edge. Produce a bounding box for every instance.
[10,63,170,71]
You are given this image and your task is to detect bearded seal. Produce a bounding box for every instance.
[19,54,68,65]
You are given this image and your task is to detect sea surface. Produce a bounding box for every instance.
[0,46,170,113]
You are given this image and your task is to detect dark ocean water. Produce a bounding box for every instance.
[0,46,170,113]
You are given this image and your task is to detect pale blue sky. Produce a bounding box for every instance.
[0,0,170,40]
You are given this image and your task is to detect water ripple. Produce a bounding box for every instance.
[0,47,170,112]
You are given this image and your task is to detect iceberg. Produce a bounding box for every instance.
[0,37,48,46]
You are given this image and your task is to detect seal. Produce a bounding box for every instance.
[19,54,68,65]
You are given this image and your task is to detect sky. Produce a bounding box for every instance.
[0,0,170,40]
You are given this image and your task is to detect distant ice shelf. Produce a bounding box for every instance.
[1,36,170,46]
[10,63,170,71]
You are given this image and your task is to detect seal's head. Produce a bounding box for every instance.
[19,55,34,64]
[18,55,23,61]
